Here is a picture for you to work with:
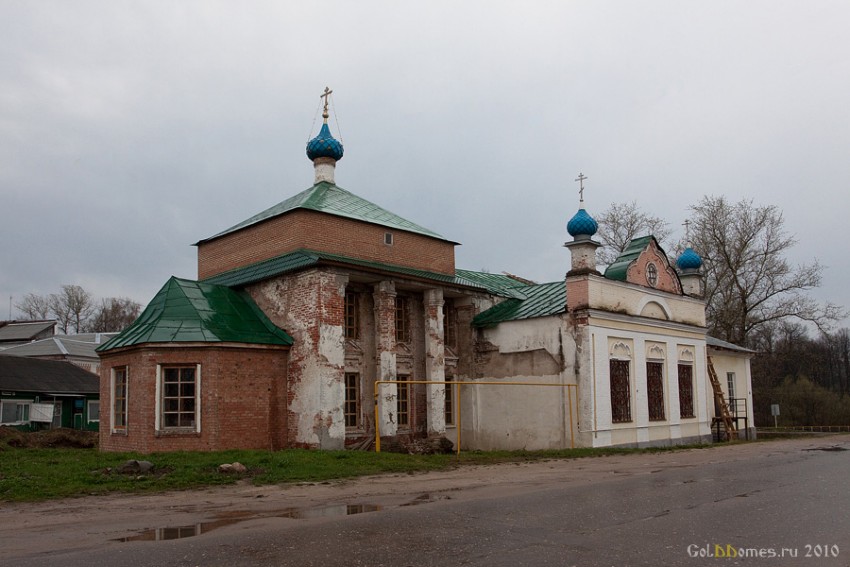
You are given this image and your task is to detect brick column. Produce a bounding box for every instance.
[373,281,398,436]
[424,288,446,435]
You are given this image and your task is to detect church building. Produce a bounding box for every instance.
[97,92,754,453]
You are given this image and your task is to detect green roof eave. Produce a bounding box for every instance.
[201,249,500,295]
[195,182,456,245]
[454,269,530,299]
[472,281,566,328]
[97,277,293,352]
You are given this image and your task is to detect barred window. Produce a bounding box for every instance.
[344,373,359,428]
[678,364,695,418]
[646,361,665,421]
[610,360,632,423]
[344,292,359,339]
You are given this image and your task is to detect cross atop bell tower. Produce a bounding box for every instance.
[575,172,588,203]
[320,87,333,122]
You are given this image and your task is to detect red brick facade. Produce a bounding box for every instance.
[197,209,456,280]
[99,345,289,453]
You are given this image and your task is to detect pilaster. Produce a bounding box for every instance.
[424,288,446,435]
[373,281,398,436]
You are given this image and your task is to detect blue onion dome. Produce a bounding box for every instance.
[567,208,598,238]
[306,123,344,161]
[677,247,703,270]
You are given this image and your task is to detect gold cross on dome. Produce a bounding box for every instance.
[575,172,588,201]
[320,87,333,120]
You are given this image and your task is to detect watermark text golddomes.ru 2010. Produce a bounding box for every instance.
[687,543,839,560]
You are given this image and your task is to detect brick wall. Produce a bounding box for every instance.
[247,268,347,449]
[99,345,289,453]
[198,209,456,279]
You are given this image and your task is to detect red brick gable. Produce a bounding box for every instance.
[625,239,682,294]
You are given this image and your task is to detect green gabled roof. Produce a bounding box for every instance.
[454,269,531,299]
[472,281,566,328]
[603,235,655,281]
[97,277,293,352]
[201,248,496,292]
[197,182,452,244]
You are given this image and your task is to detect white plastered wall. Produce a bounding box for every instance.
[578,316,712,448]
[462,315,577,450]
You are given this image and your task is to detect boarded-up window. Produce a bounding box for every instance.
[647,362,665,421]
[610,360,631,423]
[678,364,694,418]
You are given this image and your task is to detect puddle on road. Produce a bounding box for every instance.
[115,500,432,542]
[805,445,848,452]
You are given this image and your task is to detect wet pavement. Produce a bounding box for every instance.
[2,435,849,566]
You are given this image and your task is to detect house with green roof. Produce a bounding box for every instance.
[97,95,752,453]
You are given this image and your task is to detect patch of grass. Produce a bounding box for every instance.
[0,443,716,503]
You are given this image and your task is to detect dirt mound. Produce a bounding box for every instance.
[0,427,98,449]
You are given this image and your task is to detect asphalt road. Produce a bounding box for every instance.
[4,436,849,567]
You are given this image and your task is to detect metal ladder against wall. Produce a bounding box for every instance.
[707,355,737,441]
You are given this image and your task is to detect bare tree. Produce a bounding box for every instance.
[14,293,51,320]
[49,285,94,334]
[596,201,672,265]
[85,297,142,332]
[690,196,844,346]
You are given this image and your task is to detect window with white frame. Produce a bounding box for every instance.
[52,401,62,428]
[727,372,736,400]
[112,366,128,432]
[158,365,200,431]
[0,400,31,425]
[87,400,100,422]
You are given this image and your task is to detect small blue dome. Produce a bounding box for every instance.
[677,247,703,270]
[306,123,344,161]
[567,208,598,237]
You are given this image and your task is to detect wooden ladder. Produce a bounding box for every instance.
[707,355,737,441]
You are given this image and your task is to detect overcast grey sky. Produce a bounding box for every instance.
[2,1,848,327]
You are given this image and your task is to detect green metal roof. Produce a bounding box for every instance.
[97,277,293,352]
[202,248,500,293]
[603,235,656,281]
[472,281,566,328]
[454,269,531,299]
[196,182,452,244]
